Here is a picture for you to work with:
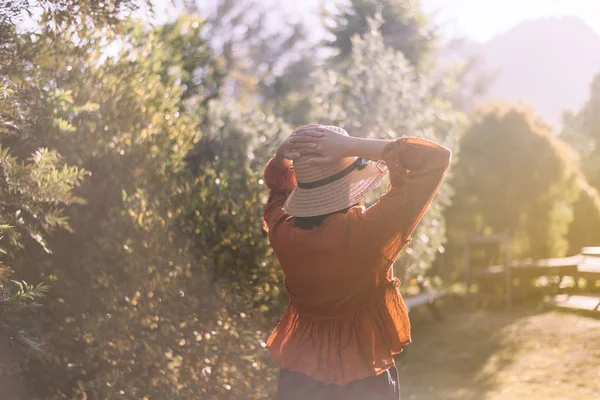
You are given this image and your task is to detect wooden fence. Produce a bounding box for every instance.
[466,241,600,311]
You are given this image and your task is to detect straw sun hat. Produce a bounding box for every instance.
[283,125,388,218]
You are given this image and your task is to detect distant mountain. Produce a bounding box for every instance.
[449,17,600,127]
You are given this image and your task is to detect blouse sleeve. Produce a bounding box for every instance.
[360,137,451,262]
[262,157,297,232]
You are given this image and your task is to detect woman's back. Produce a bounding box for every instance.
[272,209,384,312]
[263,132,451,386]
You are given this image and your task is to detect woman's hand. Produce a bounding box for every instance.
[276,125,325,161]
[299,126,351,165]
[275,124,390,166]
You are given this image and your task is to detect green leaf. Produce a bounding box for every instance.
[54,118,76,133]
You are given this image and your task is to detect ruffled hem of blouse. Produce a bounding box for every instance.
[267,285,411,386]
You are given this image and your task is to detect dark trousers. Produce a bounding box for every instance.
[276,366,401,400]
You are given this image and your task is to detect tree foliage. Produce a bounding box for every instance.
[567,178,600,255]
[560,73,600,254]
[0,233,48,399]
[446,103,579,270]
[312,17,459,279]
[0,245,48,351]
[1,3,94,391]
[561,73,600,191]
[195,0,316,108]
[323,0,436,69]
[3,6,289,398]
[5,0,593,399]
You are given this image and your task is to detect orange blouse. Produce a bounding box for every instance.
[263,137,451,386]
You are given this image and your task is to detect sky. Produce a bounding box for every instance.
[422,0,600,42]
[149,0,600,43]
[18,0,600,42]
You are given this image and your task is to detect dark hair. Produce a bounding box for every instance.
[293,206,354,230]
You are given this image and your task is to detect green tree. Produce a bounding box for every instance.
[3,10,288,398]
[561,73,600,191]
[195,0,314,100]
[1,4,94,394]
[2,1,294,398]
[194,0,318,125]
[567,178,600,254]
[0,224,48,400]
[312,18,459,280]
[560,73,600,254]
[446,103,579,271]
[324,0,436,69]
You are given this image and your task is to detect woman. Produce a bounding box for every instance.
[263,124,451,400]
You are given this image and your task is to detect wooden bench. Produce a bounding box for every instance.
[576,255,600,280]
[469,246,600,310]
[475,256,580,278]
[546,294,600,312]
[545,247,600,312]
[582,247,600,256]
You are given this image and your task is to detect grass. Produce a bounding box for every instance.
[398,299,600,400]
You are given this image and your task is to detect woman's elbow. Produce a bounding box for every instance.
[435,146,452,169]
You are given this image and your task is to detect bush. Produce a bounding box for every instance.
[3,13,287,399]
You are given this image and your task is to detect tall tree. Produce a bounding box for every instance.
[0,2,131,396]
[567,178,600,254]
[560,74,600,253]
[190,0,319,125]
[4,10,290,398]
[561,73,600,191]
[194,0,314,101]
[323,0,436,69]
[446,103,579,271]
[312,17,459,279]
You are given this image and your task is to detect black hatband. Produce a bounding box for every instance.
[296,158,370,189]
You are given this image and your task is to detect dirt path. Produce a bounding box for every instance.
[398,304,600,400]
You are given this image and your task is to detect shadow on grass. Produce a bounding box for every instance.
[396,296,546,400]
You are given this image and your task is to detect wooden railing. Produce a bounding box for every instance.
[466,246,600,311]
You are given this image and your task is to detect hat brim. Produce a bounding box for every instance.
[283,161,387,218]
